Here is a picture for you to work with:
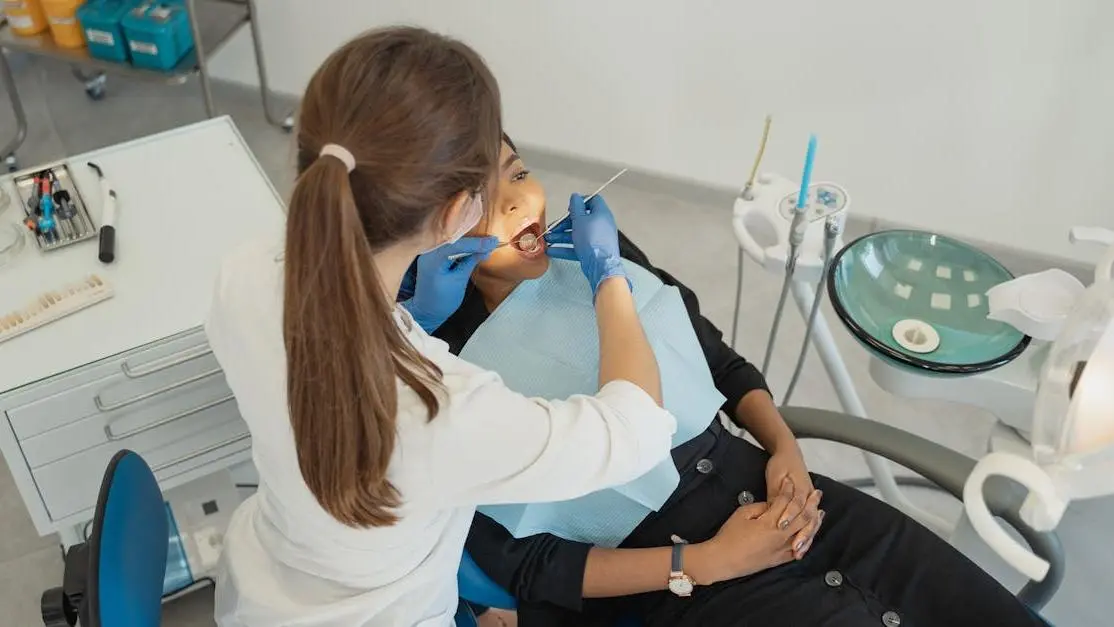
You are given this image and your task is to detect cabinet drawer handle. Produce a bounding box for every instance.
[152,433,251,472]
[94,368,223,412]
[121,345,213,378]
[104,394,235,440]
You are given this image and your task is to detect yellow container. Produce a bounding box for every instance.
[3,0,49,36]
[40,0,85,48]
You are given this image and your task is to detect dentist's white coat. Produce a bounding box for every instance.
[205,238,677,627]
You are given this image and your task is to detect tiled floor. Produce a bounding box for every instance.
[0,55,1102,625]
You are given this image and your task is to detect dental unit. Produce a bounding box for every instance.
[730,114,1114,620]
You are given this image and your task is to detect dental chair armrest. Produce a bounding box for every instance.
[780,406,974,495]
[779,406,1064,611]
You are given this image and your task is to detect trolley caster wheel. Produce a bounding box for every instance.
[281,115,295,133]
[3,154,17,173]
[82,73,107,101]
[41,586,77,627]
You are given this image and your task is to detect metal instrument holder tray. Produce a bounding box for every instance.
[14,162,97,252]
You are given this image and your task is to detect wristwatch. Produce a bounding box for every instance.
[667,534,695,597]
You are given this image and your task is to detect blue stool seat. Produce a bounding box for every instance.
[457,550,516,611]
[41,450,168,627]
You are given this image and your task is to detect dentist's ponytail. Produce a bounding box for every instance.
[283,27,502,527]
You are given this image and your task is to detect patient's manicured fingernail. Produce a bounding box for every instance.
[795,540,805,552]
[779,519,789,530]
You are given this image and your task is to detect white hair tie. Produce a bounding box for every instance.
[319,143,356,173]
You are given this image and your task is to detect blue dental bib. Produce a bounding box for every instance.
[460,259,725,546]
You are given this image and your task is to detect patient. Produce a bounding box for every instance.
[429,137,1048,627]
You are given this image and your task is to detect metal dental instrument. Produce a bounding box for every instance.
[542,167,629,238]
[731,116,773,348]
[447,167,629,263]
[762,134,816,378]
[51,175,78,241]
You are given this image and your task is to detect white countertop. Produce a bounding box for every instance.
[0,118,286,394]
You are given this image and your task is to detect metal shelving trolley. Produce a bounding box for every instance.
[0,0,293,171]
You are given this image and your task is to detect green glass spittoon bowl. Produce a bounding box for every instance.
[827,230,1030,375]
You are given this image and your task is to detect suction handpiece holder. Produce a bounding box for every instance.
[733,175,851,283]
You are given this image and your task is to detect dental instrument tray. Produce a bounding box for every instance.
[13,162,97,252]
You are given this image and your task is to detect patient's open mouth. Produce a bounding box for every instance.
[512,221,545,257]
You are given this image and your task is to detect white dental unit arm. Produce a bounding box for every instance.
[964,229,1114,582]
[734,173,850,284]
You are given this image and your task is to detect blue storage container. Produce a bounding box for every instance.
[77,1,133,63]
[120,2,194,72]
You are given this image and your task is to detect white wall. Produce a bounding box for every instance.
[209,1,1114,264]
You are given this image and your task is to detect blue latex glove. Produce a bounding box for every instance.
[401,236,499,333]
[544,193,628,293]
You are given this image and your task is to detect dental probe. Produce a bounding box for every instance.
[542,167,630,237]
[447,167,629,263]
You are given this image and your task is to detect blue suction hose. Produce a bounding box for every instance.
[762,135,816,379]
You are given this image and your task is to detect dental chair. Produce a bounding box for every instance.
[40,450,167,627]
[456,406,1062,625]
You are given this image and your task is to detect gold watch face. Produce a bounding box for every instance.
[668,576,694,596]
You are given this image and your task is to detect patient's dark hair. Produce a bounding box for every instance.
[285,27,502,528]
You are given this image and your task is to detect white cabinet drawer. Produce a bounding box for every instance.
[32,405,249,520]
[5,329,214,440]
[20,375,234,468]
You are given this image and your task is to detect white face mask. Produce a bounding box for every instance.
[421,193,484,254]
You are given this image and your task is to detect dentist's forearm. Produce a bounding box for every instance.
[735,390,796,454]
[595,277,663,405]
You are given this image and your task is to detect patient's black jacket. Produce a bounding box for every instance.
[433,233,1048,627]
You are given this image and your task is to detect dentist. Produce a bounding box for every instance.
[204,27,676,627]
